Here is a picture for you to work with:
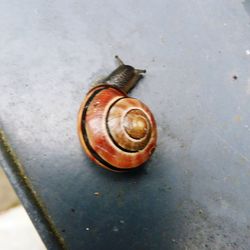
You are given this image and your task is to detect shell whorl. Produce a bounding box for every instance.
[107,99,152,152]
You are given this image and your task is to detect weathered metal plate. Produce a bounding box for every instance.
[1,0,250,249]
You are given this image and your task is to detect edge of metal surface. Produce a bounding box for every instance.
[0,128,67,250]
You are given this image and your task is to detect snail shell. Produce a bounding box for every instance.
[78,57,157,172]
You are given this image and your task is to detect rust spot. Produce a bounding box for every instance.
[233,115,241,122]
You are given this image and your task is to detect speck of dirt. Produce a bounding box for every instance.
[113,226,119,232]
[62,229,66,233]
[198,209,203,214]
[232,242,238,247]
[71,208,75,213]
[234,115,241,122]
[233,75,238,80]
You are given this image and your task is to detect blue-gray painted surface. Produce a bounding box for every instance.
[1,0,250,249]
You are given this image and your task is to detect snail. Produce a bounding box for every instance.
[77,56,157,172]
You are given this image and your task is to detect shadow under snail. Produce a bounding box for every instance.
[77,56,157,172]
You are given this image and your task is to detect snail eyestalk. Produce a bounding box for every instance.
[135,69,146,74]
[115,55,124,65]
[104,56,146,93]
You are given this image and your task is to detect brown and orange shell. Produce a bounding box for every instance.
[77,84,157,172]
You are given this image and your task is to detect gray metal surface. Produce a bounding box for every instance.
[1,0,250,249]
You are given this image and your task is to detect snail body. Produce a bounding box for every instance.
[78,56,157,172]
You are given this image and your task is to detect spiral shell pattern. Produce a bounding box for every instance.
[78,84,157,171]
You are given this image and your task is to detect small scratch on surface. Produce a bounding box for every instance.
[212,130,250,164]
[246,79,250,95]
